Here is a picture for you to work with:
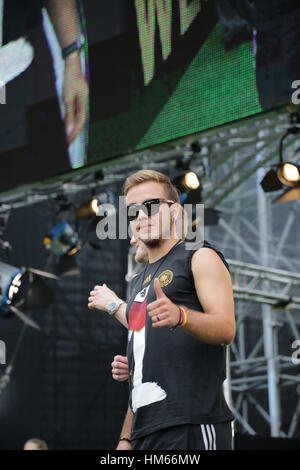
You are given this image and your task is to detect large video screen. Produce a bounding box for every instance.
[0,0,299,192]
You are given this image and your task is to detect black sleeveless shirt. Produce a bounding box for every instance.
[126,240,234,440]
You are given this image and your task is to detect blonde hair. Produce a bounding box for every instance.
[124,169,187,240]
[123,169,180,203]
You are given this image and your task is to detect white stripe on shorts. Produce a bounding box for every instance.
[210,424,217,450]
[206,425,213,450]
[201,424,209,450]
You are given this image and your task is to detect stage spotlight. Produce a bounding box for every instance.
[75,192,117,250]
[184,171,200,190]
[172,158,202,205]
[261,114,300,202]
[43,221,82,276]
[277,162,300,187]
[261,164,300,203]
[0,262,58,330]
[43,221,81,256]
[172,161,220,227]
[76,191,116,221]
[260,159,300,193]
[91,196,100,215]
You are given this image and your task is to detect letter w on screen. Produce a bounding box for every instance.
[135,0,201,86]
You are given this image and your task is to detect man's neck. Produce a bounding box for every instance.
[148,237,182,263]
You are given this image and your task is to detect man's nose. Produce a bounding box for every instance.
[130,236,137,246]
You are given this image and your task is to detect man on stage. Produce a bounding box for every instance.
[89,169,235,450]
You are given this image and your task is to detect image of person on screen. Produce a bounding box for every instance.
[44,0,89,147]
[0,0,89,191]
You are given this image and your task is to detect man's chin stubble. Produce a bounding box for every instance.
[140,237,162,249]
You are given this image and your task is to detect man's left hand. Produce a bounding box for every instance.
[147,278,181,329]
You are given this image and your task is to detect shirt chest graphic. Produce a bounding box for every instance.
[128,285,150,332]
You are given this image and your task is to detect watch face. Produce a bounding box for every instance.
[108,302,117,314]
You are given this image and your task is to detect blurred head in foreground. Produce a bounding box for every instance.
[24,438,48,450]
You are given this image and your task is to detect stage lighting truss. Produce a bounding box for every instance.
[0,106,297,217]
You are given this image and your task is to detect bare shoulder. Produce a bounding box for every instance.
[191,247,230,278]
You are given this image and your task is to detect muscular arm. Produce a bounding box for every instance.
[182,248,236,345]
[116,405,133,451]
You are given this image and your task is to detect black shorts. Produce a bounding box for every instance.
[131,421,234,451]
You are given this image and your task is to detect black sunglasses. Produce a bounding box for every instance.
[126,198,175,222]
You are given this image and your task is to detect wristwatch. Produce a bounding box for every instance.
[62,34,85,60]
[107,298,124,316]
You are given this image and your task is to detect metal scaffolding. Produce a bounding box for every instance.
[205,117,300,438]
[229,259,300,438]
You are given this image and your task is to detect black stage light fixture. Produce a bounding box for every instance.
[0,262,58,330]
[260,163,300,194]
[260,113,300,202]
[43,220,82,276]
[260,168,283,193]
[172,157,201,205]
[76,191,116,222]
[260,144,300,193]
[75,191,117,250]
[172,157,221,227]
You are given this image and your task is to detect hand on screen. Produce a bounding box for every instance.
[0,38,34,85]
[63,53,89,144]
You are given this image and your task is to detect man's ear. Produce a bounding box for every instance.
[170,204,179,228]
[172,203,186,239]
[171,203,180,220]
